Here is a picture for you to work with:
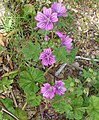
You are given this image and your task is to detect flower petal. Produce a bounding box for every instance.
[55,31,64,37]
[51,2,57,12]
[45,22,53,30]
[37,22,46,29]
[42,60,49,66]
[35,12,46,21]
[43,7,52,16]
[44,48,51,53]
[61,13,68,17]
[51,13,58,22]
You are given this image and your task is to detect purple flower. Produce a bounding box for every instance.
[54,80,66,95]
[61,35,72,52]
[35,7,58,30]
[44,35,50,41]
[55,30,64,37]
[55,31,72,52]
[41,83,55,99]
[39,48,55,66]
[51,2,68,17]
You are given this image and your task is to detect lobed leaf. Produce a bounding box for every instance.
[22,41,41,61]
[18,67,45,93]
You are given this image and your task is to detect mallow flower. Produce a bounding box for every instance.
[54,80,66,95]
[41,83,55,99]
[55,30,65,37]
[61,35,72,52]
[51,2,68,17]
[39,48,55,66]
[35,7,58,30]
[55,31,72,52]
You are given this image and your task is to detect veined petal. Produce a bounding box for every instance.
[59,6,67,13]
[49,60,55,65]
[42,60,49,66]
[39,48,55,66]
[43,7,52,16]
[55,31,64,37]
[43,83,50,87]
[51,13,58,22]
[49,93,54,99]
[60,13,68,17]
[51,2,57,11]
[39,52,44,59]
[44,48,51,53]
[43,91,49,98]
[41,87,46,93]
[45,22,53,30]
[35,12,46,21]
[37,22,46,29]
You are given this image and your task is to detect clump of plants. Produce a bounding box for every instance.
[0,1,99,120]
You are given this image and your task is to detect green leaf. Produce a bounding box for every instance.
[82,68,99,89]
[67,96,84,120]
[72,96,83,107]
[65,111,74,119]
[0,98,15,120]
[74,86,83,96]
[15,108,27,120]
[82,69,93,79]
[74,107,85,120]
[95,38,99,42]
[87,96,99,120]
[53,46,66,63]
[0,46,4,52]
[18,67,45,93]
[53,46,77,63]
[26,92,41,107]
[0,77,13,91]
[64,77,75,89]
[23,4,36,15]
[57,20,66,29]
[22,41,41,61]
[38,29,50,36]
[52,89,85,120]
[52,95,72,113]
[0,112,2,120]
[3,17,13,32]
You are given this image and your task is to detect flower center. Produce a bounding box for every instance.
[45,53,51,61]
[44,16,51,23]
[58,86,61,90]
[48,87,53,92]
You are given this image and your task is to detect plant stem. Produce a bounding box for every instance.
[44,64,54,76]
[52,30,54,42]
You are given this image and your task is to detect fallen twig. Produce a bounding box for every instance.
[75,56,99,62]
[22,102,27,110]
[1,108,19,120]
[55,63,67,77]
[55,56,99,77]
[11,89,18,108]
